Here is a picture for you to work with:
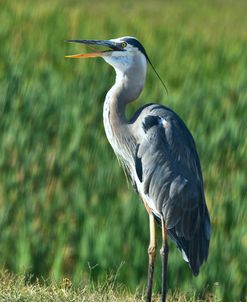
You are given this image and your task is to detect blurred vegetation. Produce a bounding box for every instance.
[0,0,246,301]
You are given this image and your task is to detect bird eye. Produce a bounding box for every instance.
[121,42,127,48]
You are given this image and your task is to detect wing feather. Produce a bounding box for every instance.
[134,105,210,275]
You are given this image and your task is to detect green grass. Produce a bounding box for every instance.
[0,0,247,301]
[0,270,218,302]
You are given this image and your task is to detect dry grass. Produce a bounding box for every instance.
[0,270,217,302]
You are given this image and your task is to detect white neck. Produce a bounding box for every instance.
[103,54,147,156]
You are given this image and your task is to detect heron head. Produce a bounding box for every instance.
[65,36,148,74]
[65,36,168,94]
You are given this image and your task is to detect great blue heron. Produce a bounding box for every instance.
[65,36,211,302]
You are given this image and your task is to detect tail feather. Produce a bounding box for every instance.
[167,207,210,276]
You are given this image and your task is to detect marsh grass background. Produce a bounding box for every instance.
[0,0,247,301]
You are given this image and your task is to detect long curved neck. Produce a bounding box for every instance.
[103,65,146,153]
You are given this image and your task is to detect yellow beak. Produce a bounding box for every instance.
[64,52,103,59]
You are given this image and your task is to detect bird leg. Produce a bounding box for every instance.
[160,217,169,302]
[146,213,157,302]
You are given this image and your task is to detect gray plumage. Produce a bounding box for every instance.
[130,104,210,275]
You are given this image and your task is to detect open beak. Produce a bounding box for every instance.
[64,39,122,59]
